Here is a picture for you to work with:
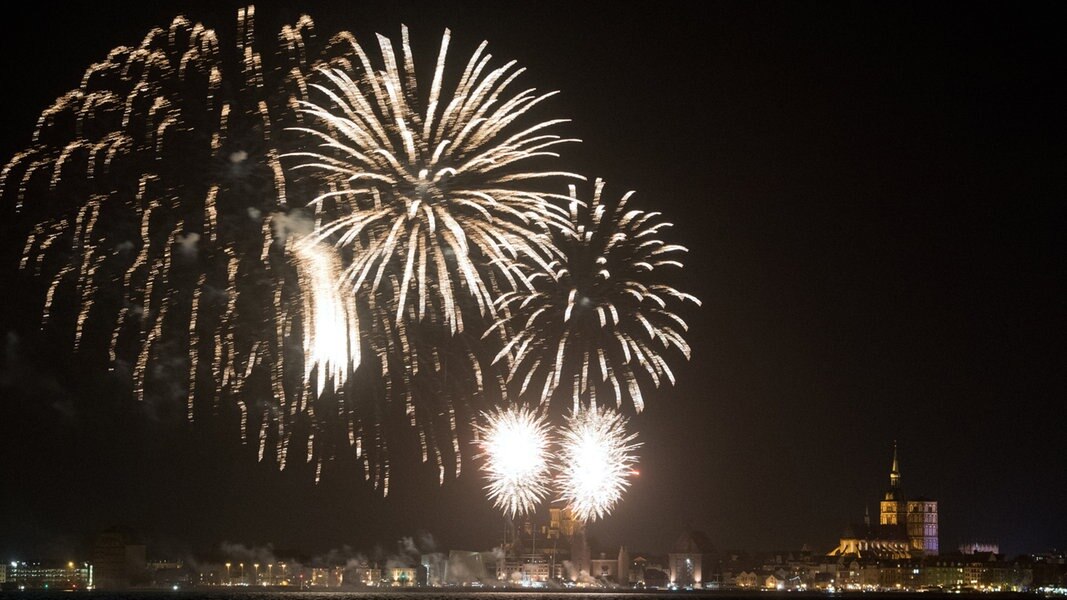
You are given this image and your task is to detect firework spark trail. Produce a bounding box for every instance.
[187,274,205,420]
[0,9,355,474]
[475,405,553,518]
[286,26,582,335]
[73,200,104,352]
[293,237,360,395]
[491,178,701,412]
[1,9,693,509]
[555,404,641,523]
[278,24,585,488]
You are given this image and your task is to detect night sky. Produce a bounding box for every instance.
[1,2,1063,561]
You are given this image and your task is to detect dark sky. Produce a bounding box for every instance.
[1,1,1063,561]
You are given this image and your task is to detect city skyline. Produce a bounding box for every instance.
[0,443,1014,562]
[0,0,1063,563]
[1,490,1063,593]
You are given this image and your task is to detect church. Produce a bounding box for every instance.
[828,443,939,559]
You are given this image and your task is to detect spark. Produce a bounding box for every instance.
[475,405,553,518]
[492,178,700,412]
[293,237,360,396]
[0,9,694,509]
[279,24,586,486]
[0,9,338,474]
[555,404,641,523]
[286,26,582,334]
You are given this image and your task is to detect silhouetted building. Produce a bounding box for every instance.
[643,566,670,588]
[147,560,188,588]
[344,561,382,587]
[590,552,618,582]
[445,550,487,585]
[669,530,716,588]
[569,525,591,579]
[617,545,631,584]
[420,553,447,586]
[92,529,146,590]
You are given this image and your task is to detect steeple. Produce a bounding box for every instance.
[889,441,901,489]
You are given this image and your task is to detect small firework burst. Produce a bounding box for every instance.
[555,404,641,523]
[475,405,553,518]
[493,178,700,411]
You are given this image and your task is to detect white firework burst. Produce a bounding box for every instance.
[287,26,583,334]
[0,9,326,470]
[492,178,700,412]
[292,237,360,396]
[555,404,640,523]
[475,405,553,518]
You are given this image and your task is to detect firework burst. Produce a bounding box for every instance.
[280,25,588,490]
[475,405,553,518]
[3,7,698,506]
[0,9,306,454]
[1,9,495,487]
[492,178,700,412]
[286,27,582,334]
[555,404,640,523]
[292,237,360,396]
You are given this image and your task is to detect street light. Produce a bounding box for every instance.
[225,563,232,586]
[254,563,260,585]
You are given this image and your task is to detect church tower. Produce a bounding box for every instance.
[879,442,906,531]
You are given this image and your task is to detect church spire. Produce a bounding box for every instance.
[890,440,901,489]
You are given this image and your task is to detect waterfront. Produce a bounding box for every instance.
[0,591,1052,600]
